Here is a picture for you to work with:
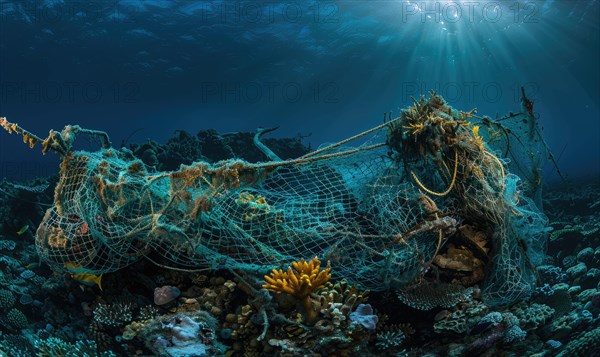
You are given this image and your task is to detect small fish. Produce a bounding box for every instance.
[64,262,103,290]
[16,225,29,236]
[73,272,103,290]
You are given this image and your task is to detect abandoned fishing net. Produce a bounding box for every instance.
[0,92,550,306]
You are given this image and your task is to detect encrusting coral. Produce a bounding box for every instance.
[263,257,331,322]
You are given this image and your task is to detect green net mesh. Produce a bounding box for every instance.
[0,92,550,306]
[36,142,439,290]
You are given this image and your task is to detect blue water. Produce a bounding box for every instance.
[0,1,599,356]
[0,0,598,181]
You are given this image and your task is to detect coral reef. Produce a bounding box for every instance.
[0,94,596,356]
[263,257,331,322]
[129,311,222,356]
[397,282,473,310]
[92,301,134,328]
[557,327,600,357]
[349,304,379,329]
[34,337,116,357]
[129,128,310,171]
[154,285,181,305]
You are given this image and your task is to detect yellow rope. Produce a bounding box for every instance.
[411,147,458,197]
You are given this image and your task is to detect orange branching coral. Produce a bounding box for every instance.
[263,257,331,322]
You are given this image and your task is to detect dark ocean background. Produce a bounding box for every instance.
[0,0,598,183]
[1,1,600,356]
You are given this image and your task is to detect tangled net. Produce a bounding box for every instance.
[0,92,549,306]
